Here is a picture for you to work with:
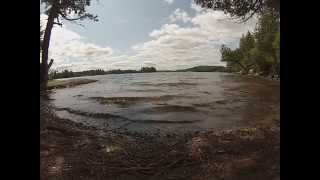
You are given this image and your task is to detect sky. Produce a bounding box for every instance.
[40,0,257,71]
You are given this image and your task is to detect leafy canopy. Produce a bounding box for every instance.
[220,8,280,75]
[194,0,280,22]
[41,0,98,25]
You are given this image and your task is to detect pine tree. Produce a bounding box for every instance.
[194,0,279,22]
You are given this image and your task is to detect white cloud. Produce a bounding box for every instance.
[149,24,180,38]
[163,0,174,4]
[41,14,113,71]
[190,2,204,12]
[124,10,257,70]
[41,4,257,71]
[169,8,192,23]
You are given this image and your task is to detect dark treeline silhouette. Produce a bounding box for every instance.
[49,65,231,80]
[177,66,227,72]
[49,69,105,79]
[140,67,156,73]
[49,67,157,79]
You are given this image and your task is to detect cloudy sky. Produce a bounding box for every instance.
[41,0,257,72]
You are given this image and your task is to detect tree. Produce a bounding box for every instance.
[220,31,258,73]
[272,30,280,76]
[220,45,246,72]
[40,25,44,49]
[141,67,157,73]
[40,0,98,89]
[273,30,280,63]
[194,0,279,22]
[196,1,280,77]
[238,31,256,71]
[254,8,279,75]
[220,7,280,76]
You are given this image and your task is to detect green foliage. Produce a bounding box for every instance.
[273,31,280,50]
[220,44,246,72]
[49,68,149,79]
[49,69,106,79]
[220,8,280,76]
[194,0,279,22]
[41,0,98,23]
[177,66,227,72]
[140,67,157,73]
[272,30,280,64]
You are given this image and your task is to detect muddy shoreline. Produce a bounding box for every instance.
[46,78,97,90]
[40,92,279,180]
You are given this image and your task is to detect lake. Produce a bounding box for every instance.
[50,72,280,134]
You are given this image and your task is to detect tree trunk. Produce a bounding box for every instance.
[40,2,58,90]
[48,59,54,70]
[234,61,248,74]
[271,51,279,77]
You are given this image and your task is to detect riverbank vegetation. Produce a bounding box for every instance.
[177,66,227,72]
[49,67,157,80]
[220,8,280,78]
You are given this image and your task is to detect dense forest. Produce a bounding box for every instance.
[220,8,280,78]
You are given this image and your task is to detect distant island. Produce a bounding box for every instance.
[49,65,227,80]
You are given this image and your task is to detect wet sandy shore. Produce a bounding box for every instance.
[41,95,279,180]
[47,78,97,90]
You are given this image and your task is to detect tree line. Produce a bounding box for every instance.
[220,8,280,77]
[49,67,157,79]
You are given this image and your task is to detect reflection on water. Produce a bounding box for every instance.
[50,72,279,133]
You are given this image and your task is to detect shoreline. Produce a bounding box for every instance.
[46,78,97,90]
[41,72,279,179]
[49,71,280,82]
[232,71,280,82]
[40,95,279,180]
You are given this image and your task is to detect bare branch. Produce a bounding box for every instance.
[53,22,63,26]
[59,10,86,21]
[69,20,86,27]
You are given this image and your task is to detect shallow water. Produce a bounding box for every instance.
[50,72,280,134]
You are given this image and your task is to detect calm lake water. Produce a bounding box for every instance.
[50,72,280,134]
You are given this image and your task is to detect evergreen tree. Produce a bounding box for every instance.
[254,8,280,75]
[219,8,280,77]
[238,32,257,72]
[194,0,279,22]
